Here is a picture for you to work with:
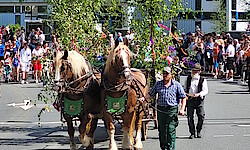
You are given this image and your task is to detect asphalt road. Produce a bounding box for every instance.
[0,77,250,150]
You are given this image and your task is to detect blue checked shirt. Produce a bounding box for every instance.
[148,79,186,107]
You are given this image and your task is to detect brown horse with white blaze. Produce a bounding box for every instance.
[101,44,148,150]
[55,50,102,150]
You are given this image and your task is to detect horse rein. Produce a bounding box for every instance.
[60,59,94,94]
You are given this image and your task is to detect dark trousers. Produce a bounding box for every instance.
[187,99,205,135]
[157,105,178,150]
[248,71,250,91]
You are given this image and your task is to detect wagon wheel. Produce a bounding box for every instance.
[141,121,148,141]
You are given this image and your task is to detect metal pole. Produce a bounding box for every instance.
[31,5,32,20]
[150,0,158,129]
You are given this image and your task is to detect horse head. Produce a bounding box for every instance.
[54,50,90,86]
[105,44,131,84]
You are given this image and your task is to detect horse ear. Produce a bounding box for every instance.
[62,50,68,60]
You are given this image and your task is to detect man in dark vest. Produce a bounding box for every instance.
[184,63,208,139]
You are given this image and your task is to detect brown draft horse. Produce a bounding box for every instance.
[101,43,148,150]
[55,50,102,150]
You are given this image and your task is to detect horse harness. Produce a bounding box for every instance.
[58,59,97,118]
[102,69,148,116]
[61,59,95,94]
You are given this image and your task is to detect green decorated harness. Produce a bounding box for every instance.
[105,92,128,115]
[62,97,84,117]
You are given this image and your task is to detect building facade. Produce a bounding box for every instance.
[176,0,249,34]
[0,0,249,34]
[0,0,50,33]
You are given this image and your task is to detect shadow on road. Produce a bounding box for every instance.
[0,126,68,146]
[216,90,250,95]
[0,124,126,147]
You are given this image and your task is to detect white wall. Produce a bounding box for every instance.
[0,13,15,26]
[236,22,248,31]
[236,0,250,12]
[201,20,215,34]
[0,13,26,27]
[202,0,219,12]
[177,20,195,33]
[182,0,195,10]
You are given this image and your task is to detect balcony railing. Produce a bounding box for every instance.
[0,0,47,2]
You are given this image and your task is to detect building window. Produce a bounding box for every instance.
[231,21,236,30]
[15,15,21,25]
[196,0,201,10]
[15,6,20,13]
[238,12,247,19]
[0,6,14,13]
[38,6,47,14]
[203,12,217,19]
[232,12,247,20]
[22,6,25,13]
[232,0,236,10]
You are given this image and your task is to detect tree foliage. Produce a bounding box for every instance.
[211,0,227,33]
[128,0,191,71]
[47,0,126,61]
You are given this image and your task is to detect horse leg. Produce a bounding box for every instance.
[122,112,135,150]
[104,112,117,150]
[65,116,77,150]
[134,105,143,150]
[85,118,98,150]
[78,115,94,149]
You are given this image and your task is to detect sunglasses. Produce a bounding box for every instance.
[163,71,170,75]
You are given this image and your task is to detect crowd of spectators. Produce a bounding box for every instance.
[0,25,57,84]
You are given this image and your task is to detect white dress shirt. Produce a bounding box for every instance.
[226,44,235,57]
[184,76,209,99]
[20,47,32,63]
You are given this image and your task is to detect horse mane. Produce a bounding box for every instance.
[68,51,90,78]
[104,43,130,75]
[56,50,90,78]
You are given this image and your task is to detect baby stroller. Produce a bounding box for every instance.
[3,64,12,83]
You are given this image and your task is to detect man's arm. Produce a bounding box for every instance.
[178,83,187,116]
[199,79,208,97]
[194,79,208,97]
[138,81,158,103]
[179,97,187,116]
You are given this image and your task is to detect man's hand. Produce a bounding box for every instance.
[194,93,200,97]
[138,97,145,103]
[179,109,185,116]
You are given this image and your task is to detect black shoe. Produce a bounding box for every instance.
[197,132,202,138]
[189,135,195,139]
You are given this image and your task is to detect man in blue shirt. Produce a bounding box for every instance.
[140,67,187,150]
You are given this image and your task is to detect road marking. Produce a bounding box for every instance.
[213,134,234,138]
[234,121,250,124]
[243,134,250,137]
[6,99,34,110]
[237,125,250,127]
[206,122,227,124]
[0,121,63,125]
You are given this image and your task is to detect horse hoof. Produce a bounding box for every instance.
[109,143,118,150]
[78,135,92,147]
[134,142,143,150]
[70,143,77,150]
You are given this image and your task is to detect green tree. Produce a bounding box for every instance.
[128,0,191,71]
[211,0,227,33]
[48,0,127,60]
[36,0,127,115]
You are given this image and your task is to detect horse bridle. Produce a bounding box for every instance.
[60,59,94,94]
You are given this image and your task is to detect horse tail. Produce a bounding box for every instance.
[85,114,93,135]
